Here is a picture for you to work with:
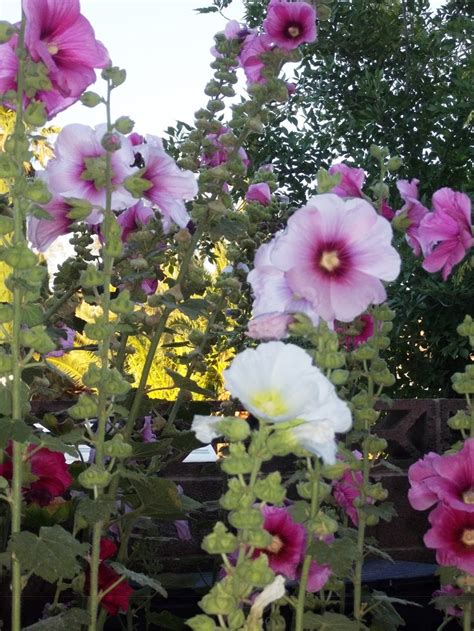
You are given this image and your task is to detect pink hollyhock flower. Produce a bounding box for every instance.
[0,442,72,506]
[248,236,320,325]
[419,187,473,280]
[246,182,272,206]
[270,194,401,322]
[408,440,474,513]
[117,201,154,242]
[201,127,249,170]
[263,0,317,50]
[140,416,157,443]
[247,312,294,340]
[141,278,158,295]
[380,200,395,221]
[328,163,365,198]
[128,133,144,146]
[432,584,464,618]
[333,468,364,526]
[239,33,274,85]
[46,124,136,210]
[424,503,474,575]
[134,136,198,232]
[395,179,429,256]
[23,0,109,101]
[338,314,376,350]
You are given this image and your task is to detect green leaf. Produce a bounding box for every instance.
[303,612,368,630]
[75,497,115,526]
[147,611,186,630]
[164,368,215,398]
[21,304,44,327]
[308,537,358,577]
[129,476,183,519]
[8,525,89,583]
[23,608,89,630]
[130,438,173,460]
[109,562,167,597]
[0,419,32,448]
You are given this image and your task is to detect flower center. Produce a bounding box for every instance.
[250,390,288,417]
[462,488,474,505]
[320,250,341,272]
[287,25,301,38]
[266,535,284,554]
[47,42,59,55]
[461,529,474,547]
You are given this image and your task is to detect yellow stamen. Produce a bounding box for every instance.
[461,529,474,547]
[267,535,284,554]
[288,26,300,38]
[320,250,340,272]
[250,390,288,417]
[462,488,474,505]
[47,43,59,55]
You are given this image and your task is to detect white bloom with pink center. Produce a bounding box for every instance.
[46,124,136,210]
[271,194,401,322]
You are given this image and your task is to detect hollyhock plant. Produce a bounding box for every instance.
[247,312,294,340]
[263,0,317,50]
[424,503,474,574]
[270,194,401,322]
[23,0,110,101]
[338,314,376,350]
[432,585,464,618]
[134,135,198,231]
[0,442,72,506]
[408,440,474,513]
[201,126,249,170]
[239,33,274,85]
[117,201,154,242]
[395,178,429,256]
[328,163,365,199]
[246,182,272,205]
[46,124,136,210]
[418,187,473,280]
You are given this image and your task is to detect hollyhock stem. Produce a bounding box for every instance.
[295,458,321,631]
[353,438,371,622]
[464,599,472,631]
[10,12,27,631]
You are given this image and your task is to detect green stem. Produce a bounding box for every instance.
[295,458,321,631]
[353,440,371,622]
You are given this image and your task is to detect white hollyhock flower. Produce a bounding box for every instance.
[291,419,339,464]
[190,415,221,443]
[248,575,286,623]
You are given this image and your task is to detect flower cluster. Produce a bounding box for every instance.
[408,439,474,574]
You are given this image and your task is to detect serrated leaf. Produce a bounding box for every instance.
[164,368,214,398]
[303,612,368,630]
[0,419,32,448]
[23,608,89,630]
[308,537,358,577]
[109,562,167,597]
[129,477,183,519]
[9,525,89,583]
[75,497,115,526]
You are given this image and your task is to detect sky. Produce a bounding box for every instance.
[3,0,445,137]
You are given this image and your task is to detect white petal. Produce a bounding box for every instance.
[191,415,221,443]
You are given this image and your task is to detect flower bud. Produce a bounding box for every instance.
[187,615,218,631]
[24,101,47,127]
[0,21,15,43]
[369,144,390,160]
[199,579,238,616]
[228,508,264,530]
[124,173,153,198]
[110,289,134,315]
[311,510,338,536]
[68,394,99,420]
[330,369,349,385]
[102,66,126,87]
[321,461,348,480]
[352,344,377,361]
[202,522,238,555]
[366,482,388,501]
[101,132,122,152]
[81,91,103,107]
[78,465,112,490]
[216,417,250,442]
[236,556,274,588]
[386,156,403,171]
[245,529,273,548]
[103,434,133,459]
[221,442,253,474]
[114,116,134,134]
[366,514,380,526]
[254,472,286,505]
[447,410,472,431]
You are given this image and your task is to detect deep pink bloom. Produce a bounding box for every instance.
[395,179,429,256]
[247,312,294,340]
[408,440,474,513]
[46,124,136,210]
[201,127,249,170]
[129,133,144,146]
[424,503,474,574]
[85,539,133,615]
[338,314,375,350]
[380,200,395,221]
[263,0,317,50]
[246,182,272,206]
[239,33,274,85]
[28,196,74,251]
[333,468,364,526]
[328,163,365,198]
[0,442,72,506]
[432,584,464,618]
[134,136,197,232]
[270,194,401,322]
[117,201,154,242]
[419,188,473,280]
[23,0,109,100]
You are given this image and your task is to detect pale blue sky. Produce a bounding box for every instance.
[3,0,445,137]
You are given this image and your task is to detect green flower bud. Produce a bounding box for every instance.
[78,465,112,490]
[236,556,274,588]
[352,344,377,361]
[199,580,238,616]
[321,461,347,480]
[386,156,403,171]
[354,407,379,425]
[228,507,263,530]
[207,99,225,113]
[65,197,95,220]
[366,514,380,526]
[351,390,372,409]
[103,434,133,459]
[0,244,37,269]
[68,394,99,420]
[371,370,395,387]
[110,289,134,315]
[202,522,238,555]
[24,101,47,127]
[392,211,412,232]
[221,443,253,475]
[365,436,388,453]
[447,410,472,431]
[372,305,396,321]
[366,483,388,501]
[80,265,106,288]
[84,320,114,341]
[311,510,338,536]
[101,132,122,152]
[220,479,254,510]
[245,529,273,548]
[380,321,393,334]
[451,372,474,394]
[20,325,55,354]
[204,81,221,97]
[221,85,236,97]
[316,168,341,194]
[315,350,345,370]
[216,417,250,442]
[102,66,126,88]
[330,369,349,385]
[254,472,286,505]
[457,315,474,337]
[24,179,52,204]
[114,116,134,134]
[82,364,101,388]
[187,615,218,631]
[373,336,390,350]
[267,430,297,457]
[81,91,103,107]
[0,475,9,489]
[318,4,332,20]
[124,173,153,198]
[369,144,390,160]
[103,368,131,396]
[228,610,245,630]
[0,21,15,44]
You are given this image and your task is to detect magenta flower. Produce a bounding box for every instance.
[46,124,136,210]
[328,163,365,199]
[408,440,474,513]
[201,127,249,170]
[338,314,376,350]
[141,278,158,296]
[129,133,144,146]
[395,179,429,256]
[247,313,294,340]
[246,182,272,206]
[28,196,74,252]
[433,584,464,618]
[263,0,317,50]
[419,187,473,280]
[117,201,154,242]
[239,33,274,85]
[23,0,109,100]
[136,136,198,232]
[424,503,474,574]
[333,468,364,526]
[270,194,401,322]
[380,199,395,221]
